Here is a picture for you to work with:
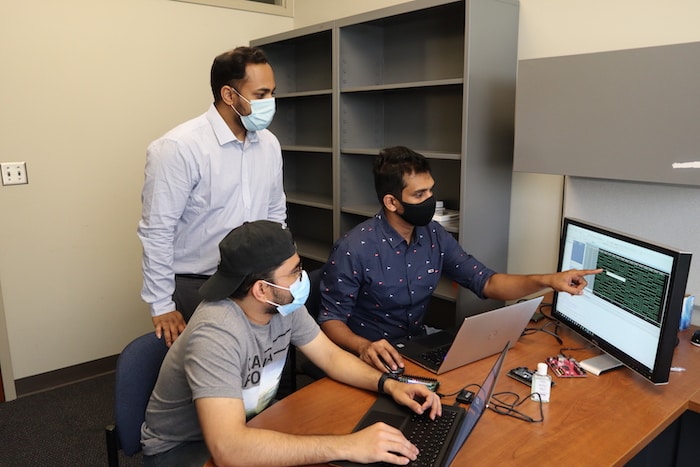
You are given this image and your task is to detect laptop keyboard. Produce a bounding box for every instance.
[419,344,451,368]
[402,407,459,467]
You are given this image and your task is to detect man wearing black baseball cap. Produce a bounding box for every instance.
[141,220,442,467]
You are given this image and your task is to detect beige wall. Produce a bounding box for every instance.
[293,0,411,27]
[2,0,699,400]
[0,0,292,398]
[518,0,700,60]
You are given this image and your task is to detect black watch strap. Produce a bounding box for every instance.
[378,372,396,394]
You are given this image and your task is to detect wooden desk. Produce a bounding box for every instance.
[248,325,700,466]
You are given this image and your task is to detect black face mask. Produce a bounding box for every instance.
[398,195,436,226]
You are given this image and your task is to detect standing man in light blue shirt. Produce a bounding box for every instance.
[138,47,286,346]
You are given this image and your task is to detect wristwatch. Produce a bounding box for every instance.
[378,372,398,394]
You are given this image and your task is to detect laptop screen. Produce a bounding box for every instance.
[444,342,509,466]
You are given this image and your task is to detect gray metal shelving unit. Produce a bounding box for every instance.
[252,0,519,322]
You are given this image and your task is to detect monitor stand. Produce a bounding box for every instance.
[579,353,623,376]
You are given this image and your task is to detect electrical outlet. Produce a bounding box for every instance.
[1,162,28,186]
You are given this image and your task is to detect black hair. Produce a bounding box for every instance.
[372,146,432,204]
[210,46,270,103]
[229,264,280,300]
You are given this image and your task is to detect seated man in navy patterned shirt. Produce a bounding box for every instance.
[318,146,602,373]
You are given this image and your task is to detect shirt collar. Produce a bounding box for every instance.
[376,210,426,248]
[206,103,260,145]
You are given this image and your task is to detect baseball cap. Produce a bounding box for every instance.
[199,220,296,301]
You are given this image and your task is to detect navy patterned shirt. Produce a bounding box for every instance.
[318,211,496,343]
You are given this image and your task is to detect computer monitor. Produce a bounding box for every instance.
[552,218,692,385]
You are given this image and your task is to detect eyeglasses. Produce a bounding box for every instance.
[263,263,303,285]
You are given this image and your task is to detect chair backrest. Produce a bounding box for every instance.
[113,332,169,456]
[305,268,323,320]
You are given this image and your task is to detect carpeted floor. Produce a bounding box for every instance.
[0,372,141,466]
[0,350,316,466]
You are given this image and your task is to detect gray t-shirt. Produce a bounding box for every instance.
[141,299,319,456]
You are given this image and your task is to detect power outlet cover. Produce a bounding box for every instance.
[1,162,28,186]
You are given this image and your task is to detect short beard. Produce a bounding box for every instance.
[264,288,286,315]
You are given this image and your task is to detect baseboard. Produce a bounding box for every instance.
[14,355,118,397]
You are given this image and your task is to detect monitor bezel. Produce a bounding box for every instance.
[552,217,692,385]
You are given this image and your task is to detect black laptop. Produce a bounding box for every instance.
[333,342,509,467]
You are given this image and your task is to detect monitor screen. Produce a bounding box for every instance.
[552,218,692,384]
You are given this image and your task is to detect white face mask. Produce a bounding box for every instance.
[230,88,276,132]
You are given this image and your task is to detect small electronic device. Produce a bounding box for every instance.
[456,389,474,404]
[396,374,440,392]
[546,355,587,377]
[507,367,554,387]
[507,367,534,386]
[691,330,700,347]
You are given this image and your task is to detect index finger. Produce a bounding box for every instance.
[379,345,405,369]
[372,343,404,372]
[421,391,442,420]
[162,326,176,347]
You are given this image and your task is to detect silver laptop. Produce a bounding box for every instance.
[394,296,543,374]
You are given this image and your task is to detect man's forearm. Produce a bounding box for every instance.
[482,273,549,301]
[301,329,383,393]
[209,427,356,467]
[320,320,370,356]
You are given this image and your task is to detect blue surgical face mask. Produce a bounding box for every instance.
[231,88,276,132]
[262,270,310,316]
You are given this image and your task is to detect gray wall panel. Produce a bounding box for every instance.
[514,42,700,187]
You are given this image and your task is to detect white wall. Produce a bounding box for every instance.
[0,0,292,398]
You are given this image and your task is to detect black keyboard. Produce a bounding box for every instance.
[419,344,451,367]
[402,408,459,467]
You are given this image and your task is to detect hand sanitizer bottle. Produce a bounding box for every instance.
[530,362,551,403]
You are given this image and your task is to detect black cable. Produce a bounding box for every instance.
[489,391,544,423]
[558,343,596,360]
[517,297,564,344]
[538,301,553,318]
[522,319,564,345]
[522,298,554,319]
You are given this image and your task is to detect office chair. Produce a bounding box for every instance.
[300,268,327,380]
[305,268,323,321]
[105,332,169,467]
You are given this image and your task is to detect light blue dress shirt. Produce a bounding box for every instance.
[138,104,286,316]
